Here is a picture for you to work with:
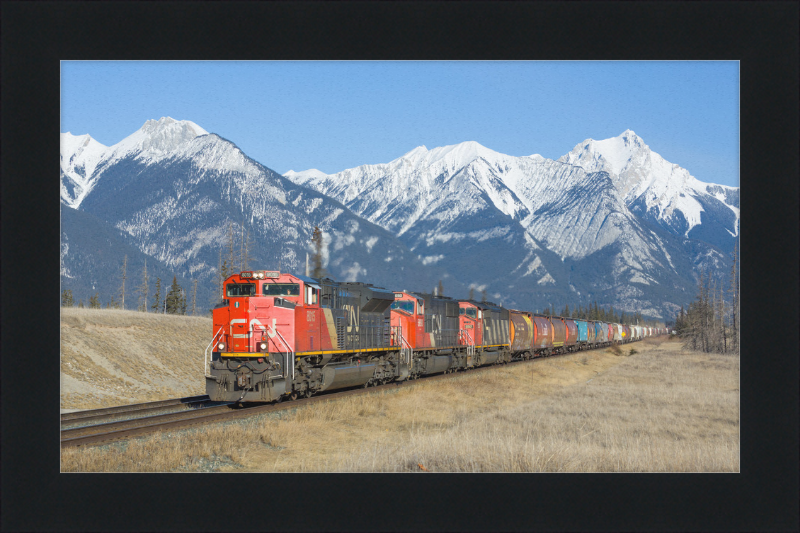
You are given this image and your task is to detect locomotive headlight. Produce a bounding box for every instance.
[217,342,226,351]
[259,342,268,351]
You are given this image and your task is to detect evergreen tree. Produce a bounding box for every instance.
[468,287,474,300]
[61,289,74,307]
[78,299,84,308]
[165,276,183,314]
[311,226,326,278]
[89,293,100,309]
[481,289,488,303]
[151,277,162,312]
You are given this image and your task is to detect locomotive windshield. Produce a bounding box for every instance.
[391,300,415,314]
[465,307,477,319]
[262,283,300,296]
[226,283,256,297]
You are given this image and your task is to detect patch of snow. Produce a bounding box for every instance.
[537,273,556,285]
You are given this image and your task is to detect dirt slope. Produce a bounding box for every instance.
[60,308,212,409]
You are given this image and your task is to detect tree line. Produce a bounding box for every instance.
[61,254,199,315]
[674,242,739,354]
[61,220,255,314]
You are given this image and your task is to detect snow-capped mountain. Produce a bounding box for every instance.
[286,134,737,318]
[60,133,108,208]
[60,118,460,309]
[61,119,736,319]
[559,130,739,251]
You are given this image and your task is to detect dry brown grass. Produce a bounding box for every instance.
[60,307,211,409]
[61,338,739,472]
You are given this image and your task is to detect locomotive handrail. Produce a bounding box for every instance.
[461,329,475,357]
[204,327,224,378]
[398,330,413,365]
[272,329,294,382]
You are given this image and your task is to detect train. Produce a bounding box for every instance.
[205,270,667,403]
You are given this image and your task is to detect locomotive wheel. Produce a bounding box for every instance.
[304,390,313,398]
[289,391,299,401]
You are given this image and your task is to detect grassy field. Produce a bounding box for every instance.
[61,328,739,472]
[60,307,210,409]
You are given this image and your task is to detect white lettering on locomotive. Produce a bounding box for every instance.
[343,303,359,333]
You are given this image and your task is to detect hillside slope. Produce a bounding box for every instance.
[60,308,211,409]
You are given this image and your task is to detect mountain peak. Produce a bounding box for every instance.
[108,117,209,159]
[559,129,648,176]
[140,116,208,138]
[402,145,428,159]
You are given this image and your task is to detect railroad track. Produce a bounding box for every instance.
[61,395,215,428]
[61,343,631,449]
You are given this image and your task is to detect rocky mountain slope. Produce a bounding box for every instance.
[286,132,737,317]
[61,119,736,318]
[60,118,459,311]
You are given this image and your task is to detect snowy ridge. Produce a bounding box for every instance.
[62,117,457,311]
[104,117,209,165]
[60,133,109,208]
[559,130,739,238]
[60,117,210,207]
[285,131,738,316]
[61,120,738,318]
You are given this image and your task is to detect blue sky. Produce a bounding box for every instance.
[61,61,739,187]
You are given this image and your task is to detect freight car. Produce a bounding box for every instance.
[205,270,663,403]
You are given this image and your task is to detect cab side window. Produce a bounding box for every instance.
[305,286,318,305]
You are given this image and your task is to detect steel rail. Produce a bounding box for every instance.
[60,395,210,423]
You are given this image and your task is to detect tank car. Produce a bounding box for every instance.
[509,309,534,360]
[532,314,554,356]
